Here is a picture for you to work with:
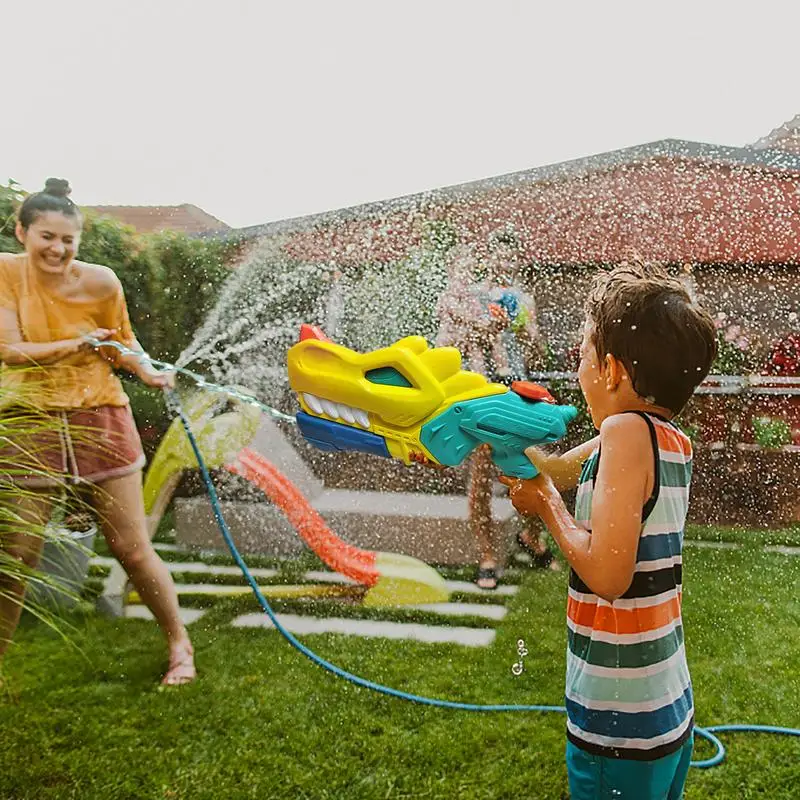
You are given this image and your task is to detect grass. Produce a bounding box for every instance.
[1,544,799,799]
[685,523,800,548]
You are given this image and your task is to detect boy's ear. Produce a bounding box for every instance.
[604,353,626,391]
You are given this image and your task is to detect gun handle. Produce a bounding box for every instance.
[492,449,539,479]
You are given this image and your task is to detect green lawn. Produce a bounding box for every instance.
[1,544,799,800]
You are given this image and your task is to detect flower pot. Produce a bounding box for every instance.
[27,524,97,611]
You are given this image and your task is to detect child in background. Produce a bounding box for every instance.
[479,231,541,382]
[435,244,503,374]
[501,263,717,799]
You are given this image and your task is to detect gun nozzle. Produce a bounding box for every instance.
[561,405,579,424]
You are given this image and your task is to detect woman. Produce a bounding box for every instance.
[466,232,558,589]
[0,179,195,686]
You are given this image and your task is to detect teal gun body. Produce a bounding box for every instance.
[420,392,577,478]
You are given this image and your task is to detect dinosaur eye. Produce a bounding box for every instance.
[365,367,413,388]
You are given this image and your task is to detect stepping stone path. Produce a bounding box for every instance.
[93,539,800,648]
[91,543,521,648]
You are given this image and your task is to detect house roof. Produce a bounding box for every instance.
[84,204,229,235]
[217,138,800,244]
[751,115,800,155]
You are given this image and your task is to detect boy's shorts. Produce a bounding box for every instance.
[566,736,693,800]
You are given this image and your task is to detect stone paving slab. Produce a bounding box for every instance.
[443,580,519,597]
[231,612,497,647]
[684,541,740,550]
[412,602,507,620]
[92,556,279,579]
[127,581,506,622]
[124,605,207,624]
[303,569,357,585]
[92,558,520,597]
[765,545,800,555]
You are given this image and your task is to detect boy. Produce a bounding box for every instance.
[500,263,717,799]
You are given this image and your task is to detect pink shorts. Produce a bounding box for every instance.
[0,404,145,487]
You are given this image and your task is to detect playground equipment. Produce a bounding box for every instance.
[99,390,448,613]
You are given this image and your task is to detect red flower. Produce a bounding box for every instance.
[765,333,800,376]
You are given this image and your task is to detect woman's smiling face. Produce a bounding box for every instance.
[17,211,82,275]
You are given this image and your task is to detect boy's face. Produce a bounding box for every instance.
[578,320,607,429]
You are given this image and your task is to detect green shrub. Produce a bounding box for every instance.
[752,416,792,449]
[0,181,24,253]
[143,231,236,361]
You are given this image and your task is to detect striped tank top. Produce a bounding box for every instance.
[566,411,694,761]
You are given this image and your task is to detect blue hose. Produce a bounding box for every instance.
[170,396,799,769]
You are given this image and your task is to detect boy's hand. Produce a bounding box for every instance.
[499,473,557,517]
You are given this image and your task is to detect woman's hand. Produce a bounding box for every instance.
[498,473,558,518]
[80,328,117,351]
[138,368,176,390]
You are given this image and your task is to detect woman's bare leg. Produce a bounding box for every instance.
[91,470,195,685]
[518,524,562,571]
[468,445,501,587]
[0,491,56,664]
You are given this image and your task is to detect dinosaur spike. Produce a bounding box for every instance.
[300,324,330,342]
[419,347,462,381]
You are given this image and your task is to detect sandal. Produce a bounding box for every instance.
[160,646,196,687]
[475,565,499,590]
[516,531,555,569]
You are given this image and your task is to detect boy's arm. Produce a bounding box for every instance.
[506,415,651,601]
[524,435,600,491]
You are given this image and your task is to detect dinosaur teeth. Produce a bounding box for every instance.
[302,393,370,429]
[354,409,370,428]
[303,393,324,415]
[321,399,340,419]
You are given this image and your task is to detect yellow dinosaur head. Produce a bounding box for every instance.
[287,325,506,463]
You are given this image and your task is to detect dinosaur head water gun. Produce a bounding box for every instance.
[286,325,576,479]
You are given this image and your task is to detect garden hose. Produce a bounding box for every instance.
[166,388,798,769]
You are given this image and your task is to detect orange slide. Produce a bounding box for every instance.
[137,391,449,607]
[227,447,380,586]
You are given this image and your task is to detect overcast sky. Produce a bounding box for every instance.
[4,1,799,229]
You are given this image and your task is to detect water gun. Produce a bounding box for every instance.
[287,325,576,479]
[485,287,532,335]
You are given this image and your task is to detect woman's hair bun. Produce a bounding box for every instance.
[44,178,72,198]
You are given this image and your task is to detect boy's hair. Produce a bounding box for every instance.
[585,262,718,414]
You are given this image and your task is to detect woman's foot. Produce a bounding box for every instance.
[161,640,196,687]
[475,563,500,590]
